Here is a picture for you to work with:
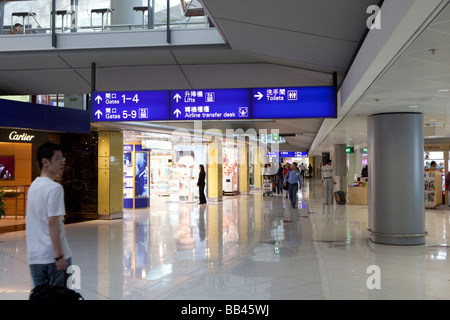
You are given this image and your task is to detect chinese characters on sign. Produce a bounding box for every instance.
[91,86,336,122]
[170,88,251,120]
[92,90,169,121]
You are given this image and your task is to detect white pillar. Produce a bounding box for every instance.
[347,151,356,184]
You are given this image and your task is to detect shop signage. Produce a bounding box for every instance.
[267,151,308,158]
[0,98,90,134]
[0,129,40,143]
[92,86,336,122]
[123,144,133,152]
[142,139,173,150]
[251,86,336,119]
[92,91,170,121]
[170,88,251,120]
[8,130,35,142]
[424,144,448,151]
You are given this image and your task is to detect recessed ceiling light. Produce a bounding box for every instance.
[437,89,450,93]
[409,105,419,108]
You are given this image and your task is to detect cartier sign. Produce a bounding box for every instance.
[8,131,35,141]
[0,129,42,143]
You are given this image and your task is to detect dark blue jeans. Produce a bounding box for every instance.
[288,183,298,207]
[29,257,72,287]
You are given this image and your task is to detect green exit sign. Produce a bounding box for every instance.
[346,147,354,154]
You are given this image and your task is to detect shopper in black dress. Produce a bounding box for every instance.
[197,164,207,204]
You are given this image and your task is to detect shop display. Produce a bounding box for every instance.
[123,152,133,200]
[223,176,233,193]
[0,156,14,180]
[170,145,205,202]
[122,144,150,209]
[135,152,149,198]
[424,151,445,193]
[425,171,442,208]
[174,150,196,201]
[169,178,179,201]
[223,145,238,194]
[150,154,171,195]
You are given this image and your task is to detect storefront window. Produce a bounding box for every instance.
[223,144,238,193]
[171,144,205,202]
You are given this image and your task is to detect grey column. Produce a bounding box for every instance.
[0,0,4,35]
[70,0,78,33]
[368,113,426,245]
[334,144,347,192]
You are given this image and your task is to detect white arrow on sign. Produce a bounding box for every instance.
[94,109,103,119]
[254,92,263,100]
[95,95,102,104]
[173,108,181,118]
[173,93,181,103]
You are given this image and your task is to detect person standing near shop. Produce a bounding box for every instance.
[283,163,291,199]
[275,163,283,194]
[308,164,313,178]
[322,160,336,205]
[197,164,207,204]
[26,142,72,289]
[446,171,450,207]
[283,162,302,208]
[427,161,437,171]
[300,163,306,179]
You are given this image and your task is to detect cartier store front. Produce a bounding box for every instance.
[0,128,49,218]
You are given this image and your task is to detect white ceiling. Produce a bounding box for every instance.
[202,0,376,74]
[310,0,450,156]
[4,0,448,156]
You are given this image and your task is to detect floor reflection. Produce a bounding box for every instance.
[122,189,315,283]
[5,178,450,299]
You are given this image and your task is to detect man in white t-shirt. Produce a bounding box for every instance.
[27,142,72,288]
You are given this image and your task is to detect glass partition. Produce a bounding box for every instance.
[1,0,212,35]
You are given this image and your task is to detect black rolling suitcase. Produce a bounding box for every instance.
[334,191,346,205]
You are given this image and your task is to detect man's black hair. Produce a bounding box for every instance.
[37,142,63,170]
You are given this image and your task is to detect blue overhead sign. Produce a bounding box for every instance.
[91,86,336,122]
[267,151,308,158]
[251,86,336,119]
[170,88,251,120]
[91,91,169,121]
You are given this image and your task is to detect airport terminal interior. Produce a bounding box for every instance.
[2,0,450,301]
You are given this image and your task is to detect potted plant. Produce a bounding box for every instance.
[0,189,6,219]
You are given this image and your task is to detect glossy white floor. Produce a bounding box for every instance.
[1,178,450,300]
